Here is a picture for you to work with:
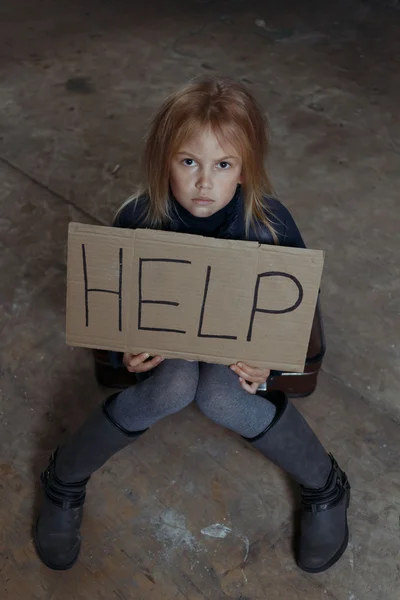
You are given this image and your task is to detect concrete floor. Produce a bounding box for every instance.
[0,0,399,598]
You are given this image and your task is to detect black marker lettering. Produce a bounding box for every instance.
[197,266,237,340]
[138,258,191,334]
[82,244,123,331]
[247,271,303,342]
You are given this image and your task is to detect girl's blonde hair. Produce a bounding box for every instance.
[119,77,277,241]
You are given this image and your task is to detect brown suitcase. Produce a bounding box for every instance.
[259,299,326,398]
[92,300,325,398]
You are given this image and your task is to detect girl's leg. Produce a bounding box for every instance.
[194,362,277,438]
[55,359,199,483]
[195,363,350,573]
[104,359,200,432]
[35,360,199,570]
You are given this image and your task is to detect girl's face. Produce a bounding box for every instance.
[170,126,243,217]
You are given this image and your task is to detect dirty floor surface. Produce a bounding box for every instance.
[0,1,399,599]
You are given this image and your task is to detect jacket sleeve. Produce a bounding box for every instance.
[279,204,306,249]
[113,196,148,229]
[266,198,306,249]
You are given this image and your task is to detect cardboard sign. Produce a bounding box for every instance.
[66,223,324,371]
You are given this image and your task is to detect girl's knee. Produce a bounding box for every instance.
[195,383,230,422]
[112,360,200,427]
[152,359,199,412]
[195,364,236,414]
[195,391,236,429]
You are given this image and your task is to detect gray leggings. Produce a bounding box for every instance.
[108,359,276,439]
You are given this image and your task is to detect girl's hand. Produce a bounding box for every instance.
[123,352,164,373]
[230,362,270,394]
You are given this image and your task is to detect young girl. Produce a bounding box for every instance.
[34,78,350,573]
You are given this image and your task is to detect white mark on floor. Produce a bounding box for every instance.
[151,509,199,560]
[200,523,250,561]
[201,524,230,539]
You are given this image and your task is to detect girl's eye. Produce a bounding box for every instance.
[218,161,231,169]
[183,158,195,166]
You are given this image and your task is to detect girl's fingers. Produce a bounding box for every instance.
[236,362,260,377]
[138,356,164,372]
[230,365,250,380]
[239,378,259,394]
[239,362,270,380]
[128,352,150,367]
[230,364,269,383]
[127,355,164,372]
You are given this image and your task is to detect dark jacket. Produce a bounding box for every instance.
[110,192,306,368]
[114,192,306,248]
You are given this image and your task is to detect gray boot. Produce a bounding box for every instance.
[34,394,147,570]
[244,391,350,573]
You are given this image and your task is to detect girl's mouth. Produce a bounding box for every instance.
[192,197,214,205]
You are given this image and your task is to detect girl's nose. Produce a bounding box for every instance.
[196,169,213,190]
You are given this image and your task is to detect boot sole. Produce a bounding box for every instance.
[297,490,350,574]
[33,519,80,571]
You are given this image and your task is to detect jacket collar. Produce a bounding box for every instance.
[168,186,275,244]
